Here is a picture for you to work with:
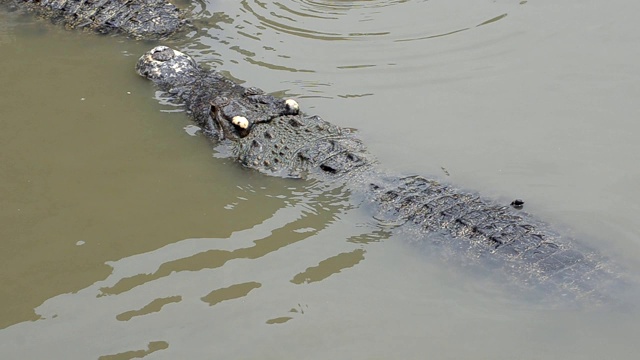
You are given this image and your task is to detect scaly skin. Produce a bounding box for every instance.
[1,0,186,39]
[136,46,626,305]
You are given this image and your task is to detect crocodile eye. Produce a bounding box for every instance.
[232,116,249,129]
[285,99,299,114]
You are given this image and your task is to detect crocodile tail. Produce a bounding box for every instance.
[369,175,621,303]
[13,0,186,39]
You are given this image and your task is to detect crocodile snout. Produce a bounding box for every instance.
[136,46,198,81]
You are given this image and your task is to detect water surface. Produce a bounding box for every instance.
[1,0,640,358]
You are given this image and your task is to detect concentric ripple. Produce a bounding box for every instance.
[176,0,526,100]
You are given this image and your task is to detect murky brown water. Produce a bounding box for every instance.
[2,0,640,358]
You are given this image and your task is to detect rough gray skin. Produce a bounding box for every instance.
[137,46,626,306]
[1,0,185,39]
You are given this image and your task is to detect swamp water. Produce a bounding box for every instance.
[1,0,640,358]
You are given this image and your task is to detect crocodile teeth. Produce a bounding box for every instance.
[285,99,299,114]
[232,116,250,129]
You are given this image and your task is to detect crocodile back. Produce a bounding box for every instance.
[232,113,372,178]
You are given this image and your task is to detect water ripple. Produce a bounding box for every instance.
[174,0,525,99]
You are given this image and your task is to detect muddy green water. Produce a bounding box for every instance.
[1,0,640,358]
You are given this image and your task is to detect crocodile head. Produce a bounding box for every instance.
[209,91,300,141]
[211,95,369,178]
[137,46,369,178]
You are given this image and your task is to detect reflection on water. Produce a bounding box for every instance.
[116,296,182,321]
[0,180,389,358]
[290,248,366,284]
[99,341,169,360]
[98,181,356,297]
[2,0,640,358]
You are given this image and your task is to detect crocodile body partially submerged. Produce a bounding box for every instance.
[136,46,626,305]
[1,0,185,39]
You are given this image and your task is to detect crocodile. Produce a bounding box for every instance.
[136,45,627,305]
[0,0,185,39]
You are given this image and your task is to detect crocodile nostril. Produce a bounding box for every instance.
[151,47,175,62]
